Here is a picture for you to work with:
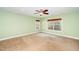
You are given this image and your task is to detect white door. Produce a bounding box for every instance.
[35,20,40,32]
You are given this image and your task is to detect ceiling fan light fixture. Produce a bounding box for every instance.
[39,13,43,15]
[34,9,49,16]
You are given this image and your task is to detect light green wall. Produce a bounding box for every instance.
[41,11,79,38]
[0,9,79,39]
[0,9,35,39]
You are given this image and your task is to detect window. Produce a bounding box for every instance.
[48,18,62,31]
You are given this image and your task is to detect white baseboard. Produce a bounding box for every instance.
[0,32,79,41]
[0,32,37,41]
[44,32,79,40]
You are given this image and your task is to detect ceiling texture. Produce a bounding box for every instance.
[1,7,79,17]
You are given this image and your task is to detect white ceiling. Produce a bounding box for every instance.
[1,7,79,17]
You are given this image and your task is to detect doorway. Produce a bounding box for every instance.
[35,20,40,32]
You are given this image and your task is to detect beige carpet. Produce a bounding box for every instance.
[0,33,79,51]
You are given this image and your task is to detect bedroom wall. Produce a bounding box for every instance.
[41,11,79,38]
[0,9,35,39]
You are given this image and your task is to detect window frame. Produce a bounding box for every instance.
[47,18,63,32]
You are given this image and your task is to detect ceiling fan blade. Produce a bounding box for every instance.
[35,10,40,13]
[43,13,49,15]
[43,9,48,12]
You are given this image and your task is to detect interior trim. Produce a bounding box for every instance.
[44,32,79,40]
[0,32,37,41]
[0,32,79,41]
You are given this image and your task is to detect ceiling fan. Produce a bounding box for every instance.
[34,9,49,16]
